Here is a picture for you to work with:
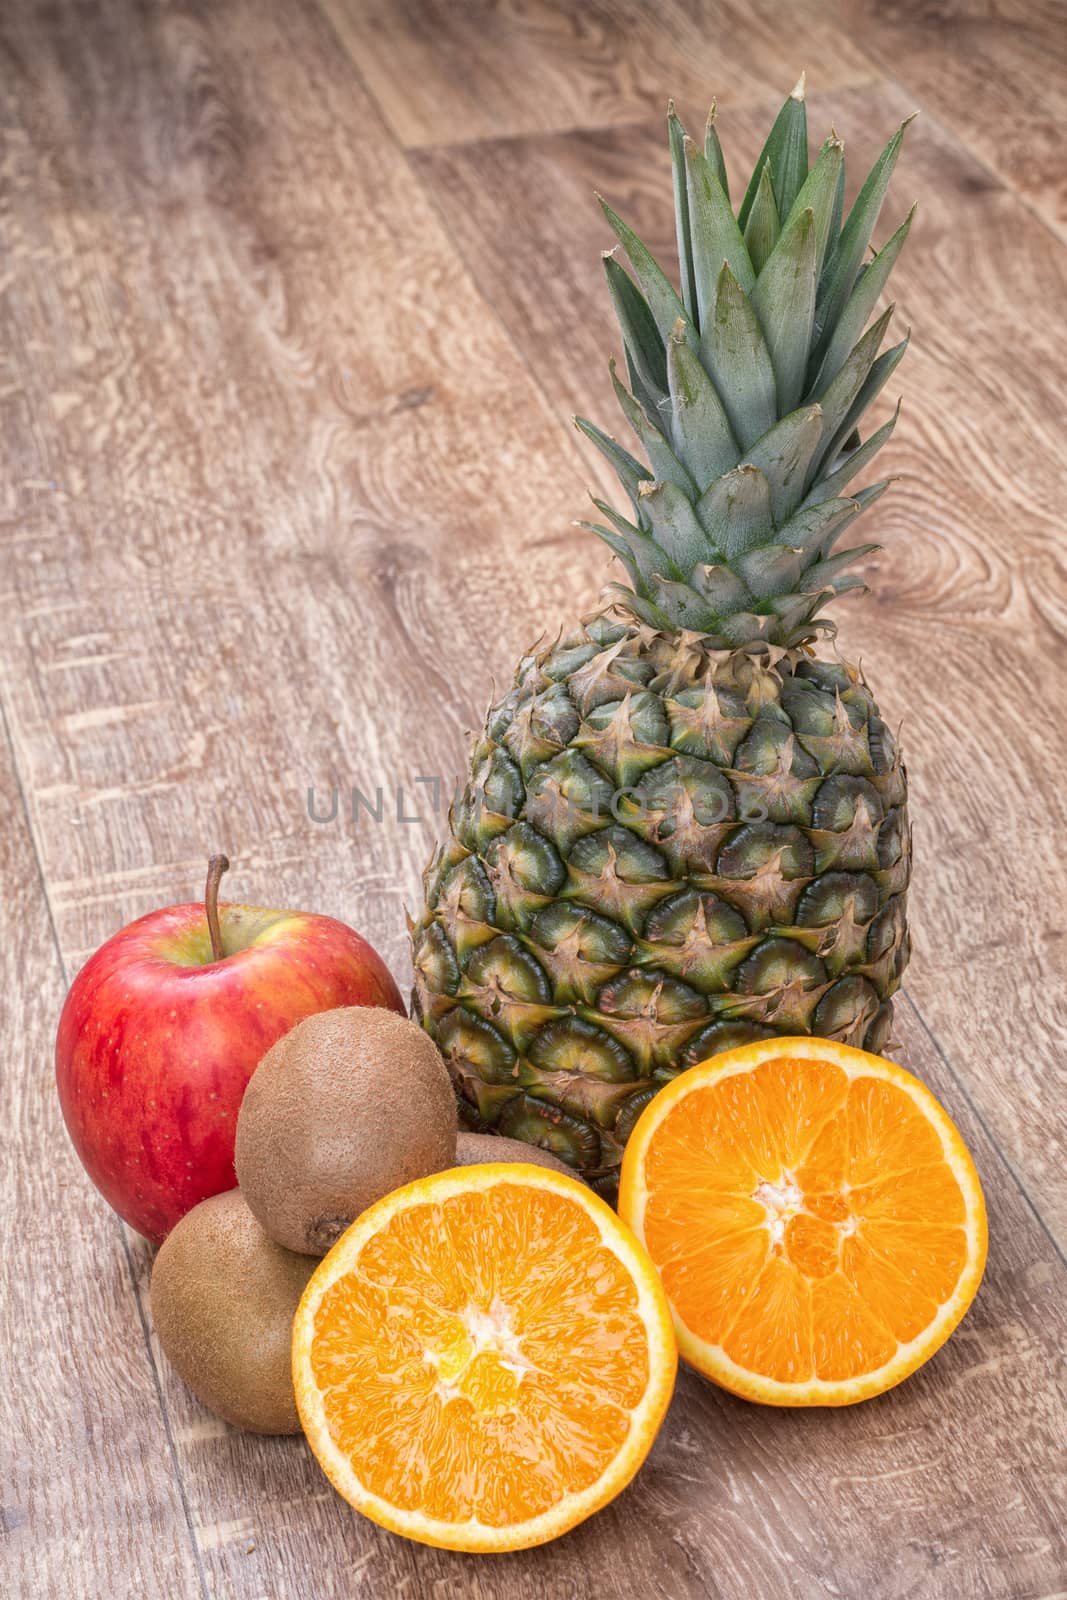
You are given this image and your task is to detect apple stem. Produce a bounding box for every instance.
[205,854,230,963]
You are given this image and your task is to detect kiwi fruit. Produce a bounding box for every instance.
[150,1189,313,1434]
[235,1005,457,1256]
[451,1131,580,1178]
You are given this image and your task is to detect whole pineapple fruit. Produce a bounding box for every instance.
[412,81,913,1195]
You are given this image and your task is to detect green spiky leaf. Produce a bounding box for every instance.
[752,206,817,414]
[824,158,847,271]
[781,135,845,282]
[599,194,691,345]
[648,573,719,629]
[696,464,774,559]
[805,542,881,591]
[700,262,778,449]
[814,304,896,455]
[577,83,912,643]
[743,162,780,274]
[684,138,755,319]
[667,321,739,490]
[768,600,834,649]
[637,477,711,571]
[776,497,861,557]
[668,104,699,320]
[851,479,893,514]
[601,581,669,629]
[814,118,914,346]
[738,77,808,229]
[603,255,668,400]
[720,610,781,646]
[580,521,641,589]
[800,405,900,507]
[573,414,651,510]
[736,543,806,598]
[743,405,824,525]
[809,205,915,391]
[581,500,678,592]
[692,562,752,611]
[610,359,697,495]
[819,334,910,471]
[704,104,730,200]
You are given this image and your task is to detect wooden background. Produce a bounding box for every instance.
[2,1,1065,1596]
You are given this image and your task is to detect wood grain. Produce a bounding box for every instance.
[322,0,881,147]
[413,79,1067,1251]
[0,0,602,981]
[826,0,1067,241]
[0,727,205,1598]
[1,1,1066,1596]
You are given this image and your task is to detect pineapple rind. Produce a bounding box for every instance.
[413,620,910,1194]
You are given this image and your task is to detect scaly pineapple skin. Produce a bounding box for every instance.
[412,617,910,1195]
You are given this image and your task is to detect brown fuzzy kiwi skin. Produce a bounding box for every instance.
[451,1131,581,1179]
[150,1189,314,1434]
[235,1006,457,1256]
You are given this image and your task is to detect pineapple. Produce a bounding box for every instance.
[411,81,913,1194]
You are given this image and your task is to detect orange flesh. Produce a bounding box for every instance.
[308,1184,652,1526]
[643,1055,968,1383]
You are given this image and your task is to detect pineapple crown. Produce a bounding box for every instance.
[576,77,915,650]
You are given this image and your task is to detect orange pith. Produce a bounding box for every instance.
[618,1038,986,1407]
[292,1164,676,1551]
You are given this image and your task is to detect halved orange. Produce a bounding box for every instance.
[619,1037,987,1406]
[292,1163,677,1551]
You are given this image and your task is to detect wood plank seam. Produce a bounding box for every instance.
[387,83,875,151]
[0,698,213,1600]
[900,987,1067,1270]
[316,0,885,154]
[826,45,1067,250]
[402,133,600,488]
[314,0,607,557]
[117,1225,214,1600]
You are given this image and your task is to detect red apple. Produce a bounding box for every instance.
[55,856,404,1243]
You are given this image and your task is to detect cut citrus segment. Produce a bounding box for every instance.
[618,1038,986,1406]
[292,1163,676,1551]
